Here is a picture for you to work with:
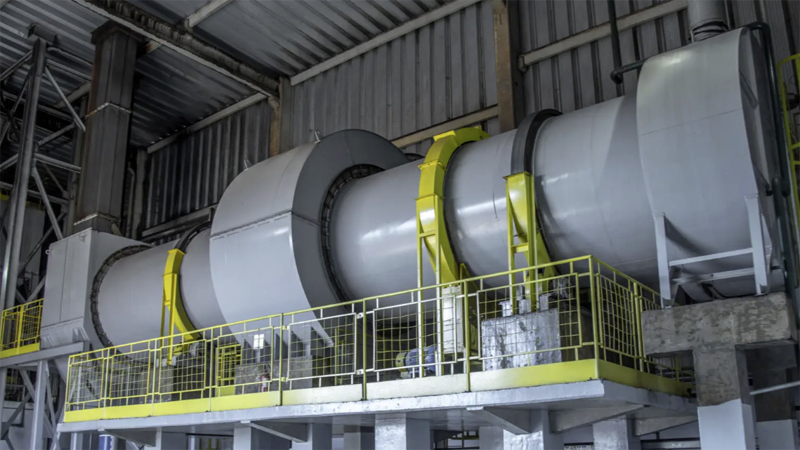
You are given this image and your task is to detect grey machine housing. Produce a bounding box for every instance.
[42,28,781,373]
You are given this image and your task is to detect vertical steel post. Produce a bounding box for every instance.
[0,36,47,309]
[30,360,49,450]
[0,38,47,432]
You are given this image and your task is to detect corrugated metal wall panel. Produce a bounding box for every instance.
[143,100,271,231]
[520,0,687,114]
[520,0,799,116]
[288,0,496,152]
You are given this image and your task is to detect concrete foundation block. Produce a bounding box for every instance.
[642,292,796,356]
[757,419,799,450]
[698,399,756,450]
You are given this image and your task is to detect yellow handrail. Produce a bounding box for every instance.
[0,298,43,359]
[778,53,800,255]
[63,256,691,423]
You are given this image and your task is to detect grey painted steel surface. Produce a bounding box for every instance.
[534,94,657,285]
[96,240,171,345]
[687,0,727,41]
[331,130,524,301]
[179,229,224,330]
[95,229,219,346]
[637,29,778,296]
[209,130,407,337]
[329,160,427,301]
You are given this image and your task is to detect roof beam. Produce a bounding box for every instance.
[62,0,236,107]
[71,0,278,96]
[519,0,687,68]
[290,0,482,86]
[147,92,266,153]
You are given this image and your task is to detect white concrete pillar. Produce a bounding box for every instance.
[592,418,641,450]
[153,431,186,450]
[343,426,374,450]
[70,433,86,450]
[375,414,431,450]
[756,420,799,450]
[479,411,563,450]
[698,399,756,450]
[293,424,333,450]
[233,425,290,450]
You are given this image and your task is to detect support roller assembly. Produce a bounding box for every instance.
[87,28,782,348]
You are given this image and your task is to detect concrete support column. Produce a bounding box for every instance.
[233,425,290,450]
[643,294,797,450]
[592,418,641,450]
[343,426,374,450]
[74,22,140,234]
[375,414,431,450]
[153,431,185,450]
[293,424,333,450]
[750,348,799,450]
[695,347,756,450]
[70,433,86,450]
[479,411,564,450]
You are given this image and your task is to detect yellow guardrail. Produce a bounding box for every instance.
[64,256,693,423]
[779,53,800,251]
[0,299,43,359]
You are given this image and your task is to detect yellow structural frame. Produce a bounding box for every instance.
[416,127,489,285]
[505,171,555,312]
[778,53,800,262]
[161,249,199,360]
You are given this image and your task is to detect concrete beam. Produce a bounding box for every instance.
[291,0,482,86]
[467,406,532,435]
[71,0,278,96]
[244,421,307,443]
[642,292,796,356]
[550,405,644,433]
[519,0,687,68]
[102,429,156,447]
[634,416,697,437]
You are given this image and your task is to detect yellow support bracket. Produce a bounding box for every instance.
[416,127,489,285]
[505,171,556,312]
[161,249,199,360]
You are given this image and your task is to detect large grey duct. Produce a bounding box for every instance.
[688,0,728,41]
[92,29,778,347]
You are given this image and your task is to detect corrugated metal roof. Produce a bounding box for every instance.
[193,0,450,77]
[0,0,257,150]
[2,0,463,154]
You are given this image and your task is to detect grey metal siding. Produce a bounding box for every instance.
[143,100,271,232]
[520,0,799,115]
[287,0,497,154]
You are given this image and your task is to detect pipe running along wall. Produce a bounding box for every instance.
[93,28,781,347]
